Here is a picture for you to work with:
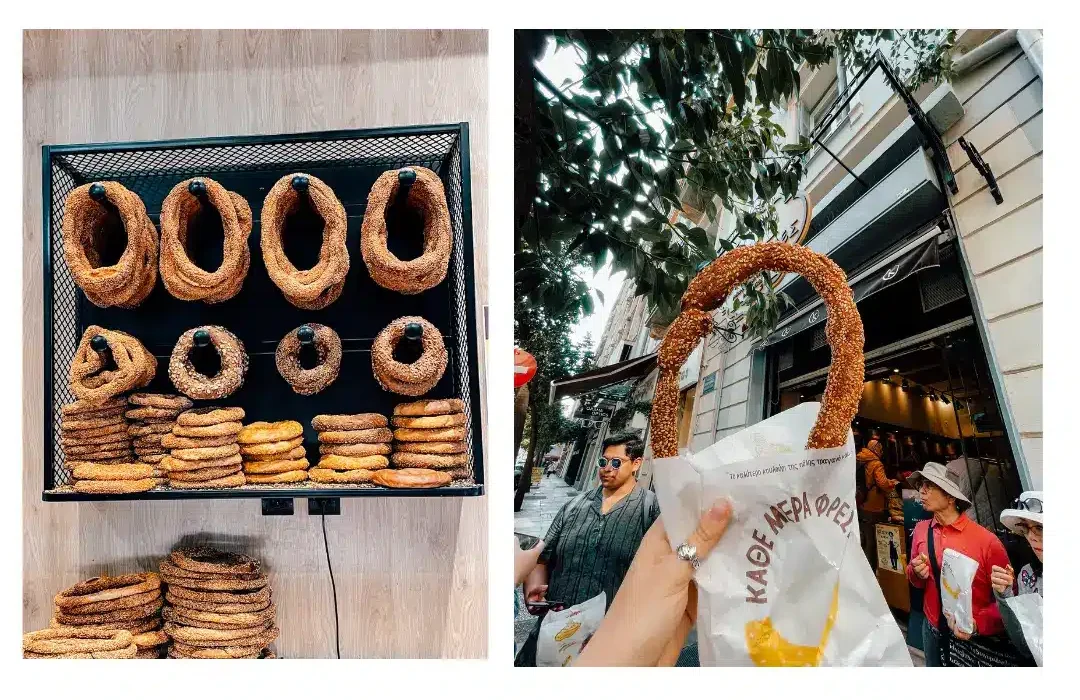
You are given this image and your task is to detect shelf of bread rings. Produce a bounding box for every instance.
[41,124,484,500]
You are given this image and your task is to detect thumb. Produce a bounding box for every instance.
[684,498,734,564]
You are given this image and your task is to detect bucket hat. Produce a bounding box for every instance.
[906,461,971,507]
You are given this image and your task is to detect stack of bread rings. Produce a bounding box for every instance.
[159,547,278,659]
[128,393,193,466]
[69,326,157,404]
[310,414,391,484]
[161,407,246,489]
[275,323,341,395]
[389,399,469,482]
[158,177,252,303]
[371,316,448,396]
[60,396,133,466]
[169,326,249,400]
[35,572,167,658]
[238,420,309,485]
[61,181,159,309]
[360,166,451,294]
[69,461,163,495]
[261,173,349,310]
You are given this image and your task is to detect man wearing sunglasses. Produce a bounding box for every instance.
[515,432,661,666]
[992,491,1043,663]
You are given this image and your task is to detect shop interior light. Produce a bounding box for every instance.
[892,368,900,373]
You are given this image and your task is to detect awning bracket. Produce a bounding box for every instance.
[957,137,1004,205]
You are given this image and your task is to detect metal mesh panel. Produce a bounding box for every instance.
[810,325,827,351]
[920,268,966,312]
[44,126,481,496]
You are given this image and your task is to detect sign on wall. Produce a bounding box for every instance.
[701,371,718,396]
[875,523,906,573]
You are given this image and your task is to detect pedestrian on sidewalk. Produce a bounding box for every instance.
[856,439,900,569]
[991,491,1043,663]
[515,432,660,666]
[905,462,1014,666]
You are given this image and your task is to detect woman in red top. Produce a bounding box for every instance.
[905,461,1010,666]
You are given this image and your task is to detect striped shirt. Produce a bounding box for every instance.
[515,482,660,666]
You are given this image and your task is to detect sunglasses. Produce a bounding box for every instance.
[597,457,628,469]
[1013,497,1043,514]
[1015,522,1043,537]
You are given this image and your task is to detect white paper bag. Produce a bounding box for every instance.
[940,548,978,635]
[653,402,911,666]
[535,592,606,667]
[1002,593,1043,666]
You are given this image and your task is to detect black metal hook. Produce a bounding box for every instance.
[188,179,209,202]
[297,325,315,346]
[90,334,110,353]
[403,322,423,342]
[397,169,416,205]
[193,329,211,348]
[291,175,310,194]
[957,137,1003,205]
[88,183,107,202]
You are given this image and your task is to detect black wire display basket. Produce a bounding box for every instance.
[41,123,484,502]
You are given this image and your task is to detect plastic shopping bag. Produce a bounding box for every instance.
[940,548,978,635]
[1002,593,1043,666]
[653,402,912,666]
[535,592,605,667]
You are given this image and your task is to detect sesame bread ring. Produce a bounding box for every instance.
[170,547,260,576]
[132,630,169,648]
[62,396,128,416]
[49,616,162,636]
[390,452,468,469]
[25,644,138,659]
[129,422,175,438]
[61,415,127,433]
[164,623,279,648]
[237,421,304,445]
[139,454,167,464]
[168,472,246,489]
[159,559,262,582]
[317,428,393,445]
[132,433,165,447]
[64,588,163,615]
[372,468,451,489]
[159,572,269,592]
[166,464,243,483]
[165,593,270,614]
[371,316,448,396]
[260,173,349,310]
[169,326,248,400]
[392,398,465,416]
[159,177,251,303]
[53,598,163,626]
[309,468,375,484]
[244,470,308,485]
[170,443,241,461]
[394,441,466,455]
[70,462,158,481]
[650,241,865,458]
[311,414,388,431]
[360,166,450,294]
[275,323,342,395]
[171,421,243,438]
[319,442,392,457]
[54,573,162,610]
[69,326,157,403]
[447,468,472,480]
[164,611,262,631]
[391,413,466,429]
[61,428,130,446]
[240,436,304,456]
[125,406,183,421]
[73,478,158,494]
[243,458,310,475]
[164,603,276,629]
[177,406,246,427]
[166,585,271,605]
[128,393,193,410]
[60,181,158,309]
[161,432,237,449]
[161,454,242,472]
[244,446,306,462]
[171,641,264,658]
[392,427,466,443]
[24,627,134,655]
[64,440,132,456]
[316,454,388,471]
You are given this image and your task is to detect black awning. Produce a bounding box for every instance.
[548,352,658,405]
[764,236,940,347]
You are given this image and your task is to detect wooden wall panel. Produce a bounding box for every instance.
[22,29,488,658]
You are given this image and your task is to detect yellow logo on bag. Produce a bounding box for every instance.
[941,570,961,599]
[554,620,581,642]
[745,583,840,666]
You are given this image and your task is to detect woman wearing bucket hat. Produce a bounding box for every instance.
[991,491,1043,661]
[905,461,1012,666]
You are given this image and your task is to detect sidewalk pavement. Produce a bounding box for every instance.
[514,474,580,539]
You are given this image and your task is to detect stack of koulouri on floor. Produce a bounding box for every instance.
[159,547,278,658]
[309,413,391,484]
[239,420,309,485]
[161,407,246,489]
[26,573,168,658]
